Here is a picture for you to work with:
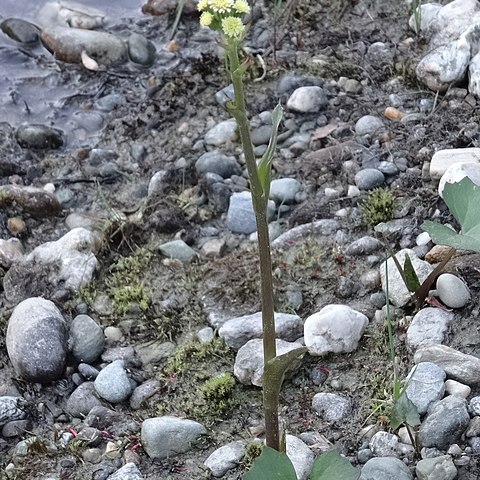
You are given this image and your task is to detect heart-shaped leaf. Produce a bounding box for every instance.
[243,446,297,480]
[310,449,360,480]
[390,391,421,430]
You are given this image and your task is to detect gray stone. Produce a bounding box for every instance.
[380,249,434,307]
[130,380,160,410]
[41,26,127,65]
[287,86,328,113]
[345,236,383,256]
[304,304,368,356]
[69,314,104,363]
[414,344,480,386]
[158,240,196,262]
[136,341,175,366]
[94,360,132,403]
[15,124,63,150]
[406,308,455,349]
[2,419,30,437]
[1,18,39,44]
[127,33,155,66]
[204,120,238,146]
[234,339,304,387]
[366,42,394,67]
[107,462,144,480]
[430,148,480,180]
[6,298,67,382]
[197,327,214,343]
[312,393,351,423]
[78,363,100,380]
[195,150,241,178]
[355,169,385,190]
[406,362,446,415]
[286,435,314,480]
[226,191,275,235]
[141,416,206,459]
[355,115,385,136]
[445,379,471,398]
[219,311,303,349]
[66,382,103,418]
[204,441,246,477]
[344,79,362,93]
[369,431,399,457]
[272,220,340,249]
[269,178,301,204]
[251,125,273,146]
[215,84,234,108]
[470,396,480,415]
[436,273,470,308]
[418,396,470,449]
[147,170,168,196]
[0,238,24,268]
[0,397,25,427]
[360,457,412,480]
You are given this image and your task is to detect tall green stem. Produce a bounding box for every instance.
[226,41,280,451]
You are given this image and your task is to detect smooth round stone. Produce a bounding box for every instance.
[15,124,64,150]
[204,120,238,146]
[354,168,385,190]
[312,393,351,423]
[127,33,156,66]
[355,115,385,136]
[269,178,301,204]
[287,86,328,113]
[1,18,39,44]
[436,273,470,309]
[361,457,412,480]
[195,150,241,178]
[344,78,362,93]
[94,360,132,403]
[66,382,103,418]
[251,125,273,146]
[70,315,105,363]
[445,379,471,398]
[416,232,432,246]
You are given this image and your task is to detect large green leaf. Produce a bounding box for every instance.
[243,447,297,480]
[422,177,480,253]
[310,450,360,480]
[390,391,421,430]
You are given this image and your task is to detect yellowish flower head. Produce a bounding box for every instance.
[210,0,234,13]
[197,0,209,11]
[221,15,245,39]
[200,11,213,26]
[233,0,250,14]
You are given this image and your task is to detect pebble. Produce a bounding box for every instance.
[406,307,455,349]
[83,448,103,464]
[41,26,127,65]
[304,304,368,356]
[430,147,480,180]
[158,239,196,262]
[78,363,100,380]
[129,380,160,410]
[380,249,433,307]
[141,416,206,459]
[369,431,399,457]
[436,273,470,308]
[287,86,328,113]
[251,125,273,146]
[200,238,227,257]
[355,115,385,136]
[438,162,480,198]
[344,79,362,93]
[136,340,174,366]
[415,455,457,480]
[286,435,315,480]
[2,419,30,438]
[104,326,123,343]
[66,382,103,418]
[107,462,144,480]
[127,33,155,66]
[269,178,301,204]
[234,338,304,386]
[272,219,340,248]
[69,314,105,363]
[406,362,446,415]
[204,120,238,146]
[6,298,67,382]
[0,397,25,427]
[1,18,39,44]
[15,124,64,150]
[418,396,470,449]
[195,150,241,178]
[355,169,385,190]
[360,457,413,480]
[226,191,276,235]
[215,84,234,108]
[470,396,480,415]
[416,232,432,246]
[0,239,24,268]
[345,236,383,256]
[466,417,480,437]
[218,311,303,349]
[445,379,471,398]
[366,42,394,67]
[204,441,246,477]
[94,360,132,403]
[414,344,480,386]
[311,393,352,423]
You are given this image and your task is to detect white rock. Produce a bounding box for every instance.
[380,249,434,307]
[416,455,457,480]
[430,148,480,180]
[287,86,327,113]
[0,238,24,268]
[269,178,301,204]
[204,119,238,146]
[406,307,455,350]
[94,360,132,403]
[469,50,480,97]
[408,3,443,33]
[416,232,432,246]
[312,392,351,423]
[304,305,368,355]
[369,431,399,457]
[286,435,315,480]
[445,379,471,398]
[234,339,304,386]
[436,273,470,308]
[439,162,480,198]
[204,441,246,477]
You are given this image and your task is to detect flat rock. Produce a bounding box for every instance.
[287,86,327,113]
[218,311,303,349]
[414,344,480,385]
[94,360,132,403]
[304,304,368,356]
[204,441,246,477]
[66,382,104,418]
[406,308,455,349]
[430,148,480,180]
[69,314,105,363]
[158,239,196,262]
[360,457,413,480]
[6,297,67,382]
[415,455,457,480]
[406,362,446,415]
[272,220,340,248]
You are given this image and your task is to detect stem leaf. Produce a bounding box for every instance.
[403,254,421,293]
[243,446,297,480]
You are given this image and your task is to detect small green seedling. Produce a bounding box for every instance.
[362,188,396,227]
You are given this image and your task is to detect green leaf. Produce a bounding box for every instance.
[243,447,297,480]
[258,103,283,201]
[310,450,360,480]
[403,254,421,293]
[422,177,480,253]
[390,391,421,430]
